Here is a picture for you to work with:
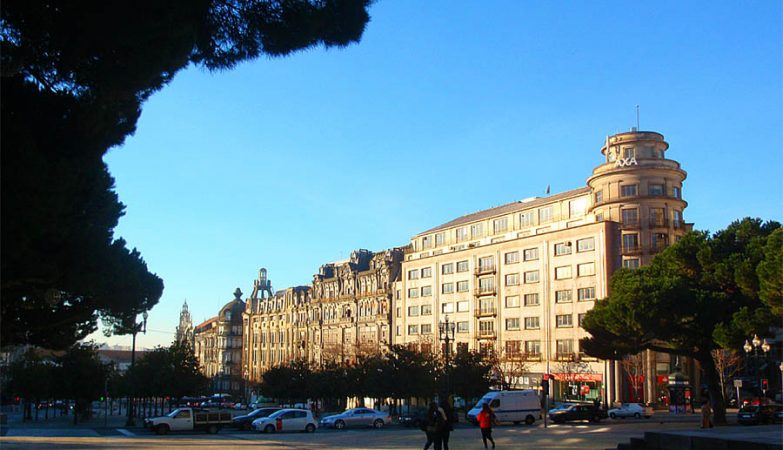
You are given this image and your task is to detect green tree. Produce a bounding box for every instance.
[55,343,109,424]
[4,348,54,421]
[450,349,492,402]
[1,0,372,348]
[757,228,783,318]
[581,218,780,425]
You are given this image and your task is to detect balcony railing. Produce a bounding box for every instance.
[475,306,497,317]
[555,352,578,361]
[620,219,640,229]
[621,244,642,255]
[521,352,542,361]
[650,242,669,254]
[649,218,669,228]
[474,287,496,297]
[475,265,496,276]
[477,329,497,339]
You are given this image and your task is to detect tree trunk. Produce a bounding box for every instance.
[697,352,726,425]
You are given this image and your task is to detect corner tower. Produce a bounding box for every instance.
[587,129,689,267]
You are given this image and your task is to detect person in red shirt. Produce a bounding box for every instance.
[476,403,496,449]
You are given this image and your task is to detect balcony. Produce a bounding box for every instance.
[521,352,542,361]
[650,242,669,254]
[475,306,497,318]
[620,219,640,230]
[555,352,578,361]
[649,218,669,228]
[475,265,496,276]
[621,244,642,255]
[477,329,497,339]
[474,286,496,297]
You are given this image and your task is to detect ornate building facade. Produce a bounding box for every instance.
[175,300,194,349]
[194,288,245,396]
[392,130,693,405]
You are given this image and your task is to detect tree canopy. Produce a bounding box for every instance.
[580,217,781,424]
[1,0,372,348]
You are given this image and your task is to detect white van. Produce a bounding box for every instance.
[467,390,541,425]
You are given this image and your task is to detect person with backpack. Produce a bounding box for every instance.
[423,401,446,450]
[476,402,497,449]
[440,398,456,450]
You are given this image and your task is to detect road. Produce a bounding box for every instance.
[0,419,705,449]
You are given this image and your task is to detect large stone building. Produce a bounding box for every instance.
[392,130,692,405]
[194,288,246,396]
[175,300,194,349]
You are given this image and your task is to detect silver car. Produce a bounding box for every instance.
[319,407,391,429]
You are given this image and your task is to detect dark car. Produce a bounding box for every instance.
[737,404,781,425]
[232,407,282,430]
[549,404,607,423]
[398,408,429,428]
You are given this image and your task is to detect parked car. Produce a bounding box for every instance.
[737,404,782,425]
[144,408,233,434]
[549,404,607,423]
[232,407,282,430]
[319,407,391,429]
[398,408,428,428]
[252,408,317,433]
[608,403,654,419]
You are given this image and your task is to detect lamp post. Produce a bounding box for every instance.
[438,315,456,399]
[743,334,770,397]
[126,311,148,427]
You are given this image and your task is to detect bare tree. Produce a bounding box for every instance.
[621,353,645,402]
[711,349,742,402]
[554,356,592,401]
[488,345,530,390]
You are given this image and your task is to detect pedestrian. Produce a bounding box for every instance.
[476,402,496,449]
[440,398,455,450]
[423,402,445,450]
[700,400,712,429]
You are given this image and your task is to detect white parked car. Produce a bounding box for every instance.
[252,408,317,433]
[608,403,653,419]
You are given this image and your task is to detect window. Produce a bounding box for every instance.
[623,258,640,269]
[569,198,587,217]
[578,313,587,327]
[578,262,595,276]
[594,191,603,204]
[577,238,595,252]
[523,248,539,261]
[408,288,419,298]
[421,324,432,335]
[554,242,572,256]
[408,325,419,335]
[556,314,573,328]
[422,235,433,249]
[650,207,665,226]
[408,269,419,280]
[456,280,469,292]
[556,339,574,355]
[456,227,468,242]
[442,302,454,314]
[421,304,432,315]
[421,285,432,297]
[524,270,540,283]
[493,217,509,234]
[672,186,681,199]
[525,340,541,355]
[555,290,573,303]
[505,295,520,308]
[471,223,484,239]
[649,184,664,196]
[457,321,469,333]
[396,326,401,336]
[457,260,469,272]
[442,282,454,294]
[435,233,445,246]
[555,266,572,279]
[506,340,521,356]
[421,267,432,278]
[673,210,683,227]
[478,256,495,272]
[620,184,638,197]
[442,263,454,274]
[539,206,553,224]
[479,277,495,293]
[524,317,540,329]
[479,320,494,336]
[623,233,639,252]
[504,251,519,264]
[520,211,535,227]
[457,300,469,312]
[505,318,520,331]
[408,306,419,317]
[623,147,635,159]
[505,273,520,286]
[524,293,540,306]
[652,232,668,250]
[622,208,638,226]
[577,287,596,301]
[395,307,401,318]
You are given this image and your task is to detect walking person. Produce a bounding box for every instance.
[476,402,496,449]
[700,400,713,429]
[423,402,445,450]
[440,398,455,450]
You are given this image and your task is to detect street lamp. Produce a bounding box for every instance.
[743,334,770,397]
[126,310,148,427]
[438,315,456,399]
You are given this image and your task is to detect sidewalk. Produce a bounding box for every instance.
[1,410,144,435]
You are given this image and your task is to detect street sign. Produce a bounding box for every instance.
[733,379,742,388]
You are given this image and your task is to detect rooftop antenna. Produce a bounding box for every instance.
[636,105,640,131]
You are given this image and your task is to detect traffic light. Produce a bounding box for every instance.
[761,379,768,392]
[541,379,549,392]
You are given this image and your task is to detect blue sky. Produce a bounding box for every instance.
[97,1,782,348]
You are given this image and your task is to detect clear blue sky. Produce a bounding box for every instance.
[96,1,782,348]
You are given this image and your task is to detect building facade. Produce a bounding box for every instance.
[175,300,194,349]
[194,288,246,396]
[392,130,692,404]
